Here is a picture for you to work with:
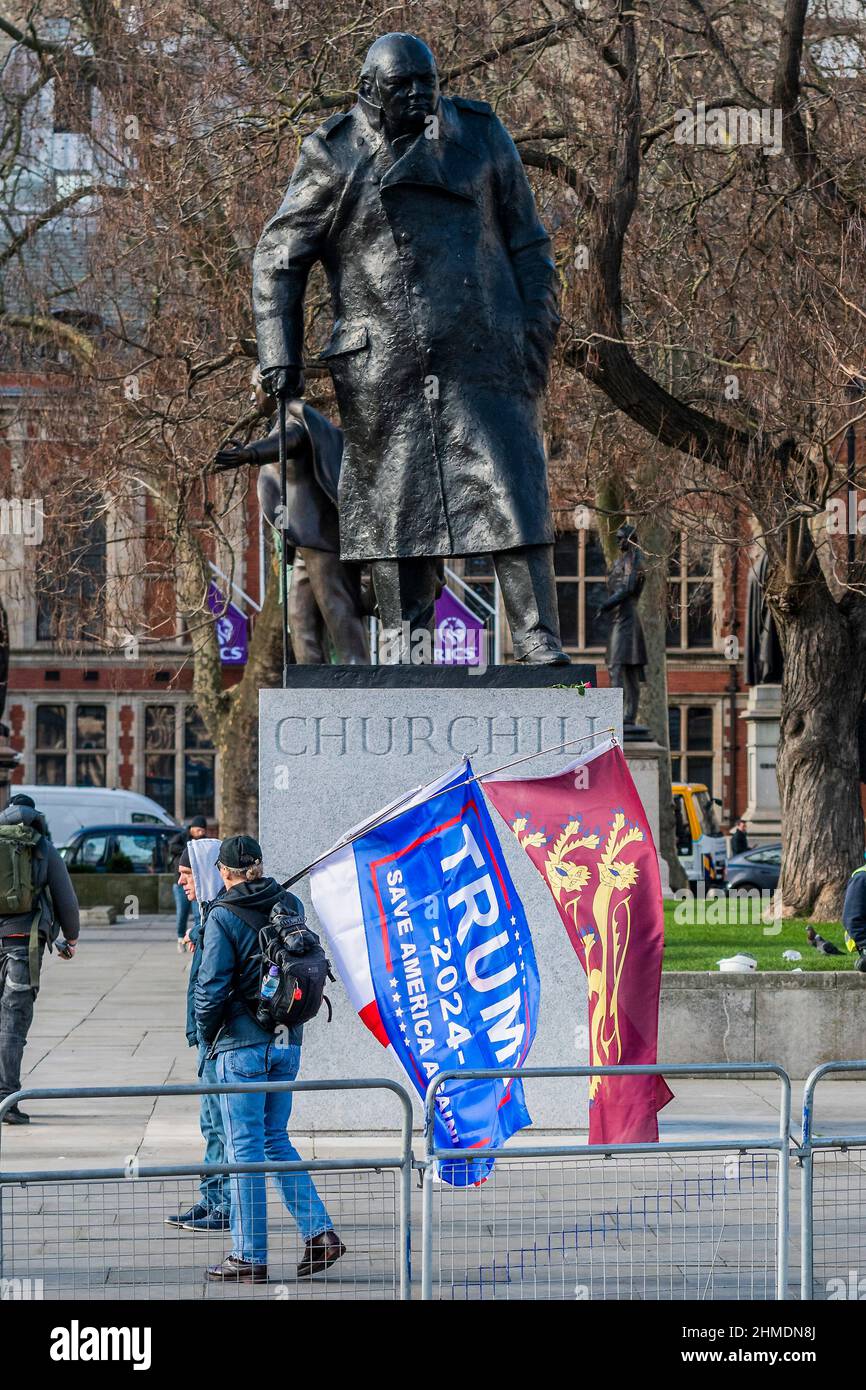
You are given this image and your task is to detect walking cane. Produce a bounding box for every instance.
[278,393,290,687]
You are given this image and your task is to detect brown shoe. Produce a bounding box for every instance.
[297,1229,346,1278]
[207,1253,268,1283]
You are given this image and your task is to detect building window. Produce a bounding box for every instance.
[142,702,215,819]
[184,707,215,819]
[144,705,177,817]
[75,704,106,786]
[669,703,715,791]
[554,530,608,650]
[52,71,94,135]
[35,704,68,784]
[36,502,107,642]
[666,534,715,649]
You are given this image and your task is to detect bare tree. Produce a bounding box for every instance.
[2,0,865,910]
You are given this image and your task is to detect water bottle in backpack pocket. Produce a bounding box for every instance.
[260,965,280,1001]
[252,900,335,1032]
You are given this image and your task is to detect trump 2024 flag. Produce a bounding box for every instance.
[309,762,539,1184]
[483,736,673,1144]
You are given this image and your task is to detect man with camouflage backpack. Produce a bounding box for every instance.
[0,793,80,1124]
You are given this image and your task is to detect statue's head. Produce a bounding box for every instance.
[359,33,439,138]
[616,523,637,552]
[250,364,272,413]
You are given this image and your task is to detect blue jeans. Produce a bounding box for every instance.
[198,1044,229,1214]
[216,1042,332,1264]
[173,883,200,939]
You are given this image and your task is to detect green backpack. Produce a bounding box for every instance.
[0,822,46,985]
[0,822,41,915]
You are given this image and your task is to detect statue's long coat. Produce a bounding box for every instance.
[253,95,559,562]
[605,551,648,673]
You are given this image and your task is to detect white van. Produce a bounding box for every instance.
[12,786,178,848]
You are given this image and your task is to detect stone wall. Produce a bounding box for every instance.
[70,872,175,914]
[659,972,866,1077]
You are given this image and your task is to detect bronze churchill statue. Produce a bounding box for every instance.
[253,32,569,663]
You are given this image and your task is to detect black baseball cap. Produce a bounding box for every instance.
[10,793,35,809]
[218,834,262,870]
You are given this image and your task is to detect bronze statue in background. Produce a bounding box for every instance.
[602,525,648,732]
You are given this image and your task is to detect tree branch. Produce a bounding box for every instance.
[772,0,866,227]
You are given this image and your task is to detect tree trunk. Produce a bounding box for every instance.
[638,515,688,892]
[216,558,282,836]
[775,583,866,920]
[173,509,282,838]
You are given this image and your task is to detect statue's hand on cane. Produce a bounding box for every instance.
[261,365,305,401]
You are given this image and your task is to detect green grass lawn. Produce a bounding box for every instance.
[662,899,856,972]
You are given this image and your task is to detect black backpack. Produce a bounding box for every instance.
[249,899,334,1032]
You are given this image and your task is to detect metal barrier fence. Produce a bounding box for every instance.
[0,1080,413,1301]
[11,1061,866,1301]
[421,1064,792,1301]
[800,1061,866,1302]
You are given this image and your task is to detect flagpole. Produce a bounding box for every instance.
[280,724,618,889]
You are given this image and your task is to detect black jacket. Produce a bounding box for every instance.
[194,877,305,1051]
[0,804,80,946]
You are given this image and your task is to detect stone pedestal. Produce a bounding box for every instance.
[259,665,616,1132]
[622,739,672,897]
[740,684,781,841]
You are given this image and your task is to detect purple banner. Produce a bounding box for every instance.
[434,585,486,666]
[207,582,248,665]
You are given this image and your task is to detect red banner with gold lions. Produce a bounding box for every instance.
[483,736,673,1143]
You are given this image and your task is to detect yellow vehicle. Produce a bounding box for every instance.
[672,783,728,889]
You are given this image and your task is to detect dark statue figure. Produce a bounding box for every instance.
[744,550,783,686]
[213,370,369,664]
[252,32,568,664]
[601,524,648,732]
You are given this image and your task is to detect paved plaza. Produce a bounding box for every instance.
[0,917,863,1300]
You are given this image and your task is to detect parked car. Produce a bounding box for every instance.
[61,823,185,875]
[13,786,177,849]
[725,842,781,893]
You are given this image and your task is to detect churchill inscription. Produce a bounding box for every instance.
[272,711,606,765]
